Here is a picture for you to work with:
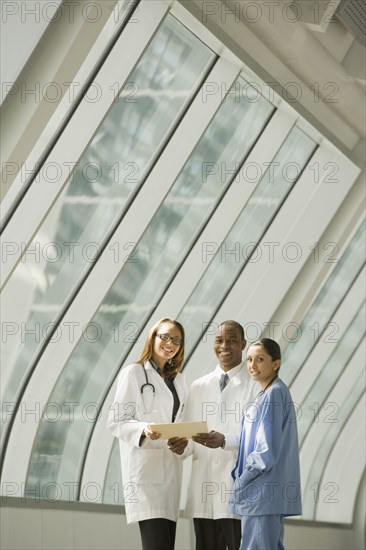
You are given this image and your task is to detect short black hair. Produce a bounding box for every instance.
[218,320,245,341]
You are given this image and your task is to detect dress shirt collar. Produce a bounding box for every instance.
[215,362,244,381]
[149,359,162,375]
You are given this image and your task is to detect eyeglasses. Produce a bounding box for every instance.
[157,333,182,346]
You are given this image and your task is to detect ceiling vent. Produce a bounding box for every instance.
[336,0,366,45]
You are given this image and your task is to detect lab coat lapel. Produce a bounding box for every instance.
[173,373,186,422]
[144,361,173,401]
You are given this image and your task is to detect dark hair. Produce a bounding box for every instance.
[250,338,281,361]
[137,317,185,376]
[218,320,245,342]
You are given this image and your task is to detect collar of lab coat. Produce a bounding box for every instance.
[144,361,186,402]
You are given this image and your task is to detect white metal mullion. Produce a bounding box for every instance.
[187,146,360,374]
[80,407,117,503]
[137,109,294,328]
[213,148,359,327]
[1,56,240,494]
[0,0,170,289]
[266,177,365,348]
[1,0,139,223]
[290,269,365,405]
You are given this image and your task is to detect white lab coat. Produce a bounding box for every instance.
[107,361,187,524]
[183,363,259,519]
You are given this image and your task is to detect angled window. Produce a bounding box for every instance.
[1,14,215,432]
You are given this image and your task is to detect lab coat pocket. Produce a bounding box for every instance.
[131,448,165,485]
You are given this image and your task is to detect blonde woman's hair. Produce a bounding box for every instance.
[137,317,185,377]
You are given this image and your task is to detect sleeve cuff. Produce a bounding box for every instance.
[222,433,238,450]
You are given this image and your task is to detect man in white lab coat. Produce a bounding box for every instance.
[169,321,259,550]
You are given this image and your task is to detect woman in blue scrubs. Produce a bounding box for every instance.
[230,338,301,550]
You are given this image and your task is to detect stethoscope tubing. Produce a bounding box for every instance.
[140,362,156,395]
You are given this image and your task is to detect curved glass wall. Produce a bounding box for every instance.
[1,14,215,427]
[25,74,273,499]
[0,0,362,526]
[304,382,365,519]
[280,223,366,521]
[301,308,365,519]
[281,218,366,385]
[297,302,366,445]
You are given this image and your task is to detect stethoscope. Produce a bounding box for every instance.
[139,362,184,417]
[140,362,156,413]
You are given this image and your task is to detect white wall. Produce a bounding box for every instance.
[0,502,194,550]
[0,0,63,102]
[1,475,365,550]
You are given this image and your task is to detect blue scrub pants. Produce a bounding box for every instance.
[240,515,285,550]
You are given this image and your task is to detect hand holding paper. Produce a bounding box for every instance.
[167,437,189,455]
[150,421,208,440]
[144,425,161,440]
[192,430,225,449]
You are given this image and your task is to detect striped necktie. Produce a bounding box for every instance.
[219,373,229,392]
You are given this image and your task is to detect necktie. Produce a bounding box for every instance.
[219,373,229,392]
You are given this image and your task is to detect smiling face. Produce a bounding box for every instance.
[152,322,183,369]
[214,323,246,371]
[246,345,280,389]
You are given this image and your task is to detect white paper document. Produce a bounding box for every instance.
[151,421,208,439]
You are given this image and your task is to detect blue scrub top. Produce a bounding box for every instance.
[229,378,302,517]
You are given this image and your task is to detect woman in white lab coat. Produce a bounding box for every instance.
[107,317,187,550]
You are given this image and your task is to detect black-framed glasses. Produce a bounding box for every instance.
[157,333,182,346]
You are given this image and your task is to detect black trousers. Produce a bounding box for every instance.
[138,518,177,550]
[193,518,241,550]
